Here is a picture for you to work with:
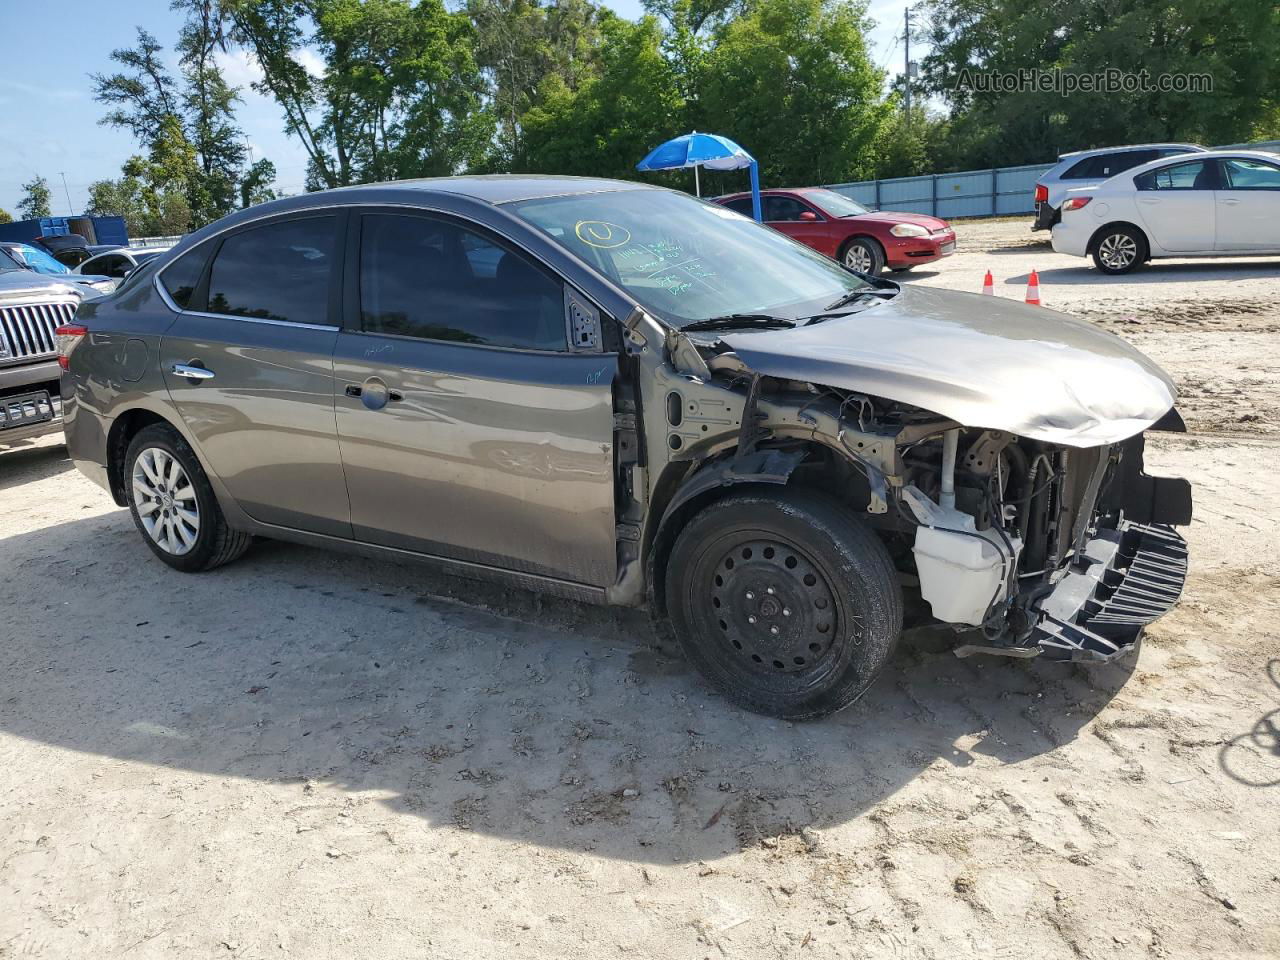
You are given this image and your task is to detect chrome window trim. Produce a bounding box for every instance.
[152,274,339,331]
[336,325,601,358]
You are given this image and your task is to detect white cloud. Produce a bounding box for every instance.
[295,47,326,79]
[214,49,266,88]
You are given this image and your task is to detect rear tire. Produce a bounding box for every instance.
[665,489,903,720]
[1091,225,1146,274]
[841,237,885,277]
[124,424,251,572]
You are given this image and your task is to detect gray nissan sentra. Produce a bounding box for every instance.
[57,176,1192,719]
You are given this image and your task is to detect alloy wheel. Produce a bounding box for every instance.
[132,447,200,556]
[1098,233,1138,270]
[844,243,873,273]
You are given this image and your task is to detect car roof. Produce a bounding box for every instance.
[321,174,648,205]
[1067,149,1280,192]
[1056,143,1205,160]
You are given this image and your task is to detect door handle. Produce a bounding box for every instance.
[1219,198,1241,205]
[172,363,214,381]
[1137,196,1160,204]
[344,384,403,401]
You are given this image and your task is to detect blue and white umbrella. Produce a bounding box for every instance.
[636,131,762,222]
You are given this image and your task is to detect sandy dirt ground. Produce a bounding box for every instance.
[2,219,1278,959]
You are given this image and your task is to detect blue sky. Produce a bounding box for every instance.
[0,0,906,218]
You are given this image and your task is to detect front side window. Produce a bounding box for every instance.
[508,188,871,327]
[359,214,566,351]
[1135,160,1213,191]
[1222,158,1280,190]
[206,217,336,323]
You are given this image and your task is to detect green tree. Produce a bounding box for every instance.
[522,16,684,179]
[226,0,491,187]
[175,0,250,222]
[697,0,889,186]
[240,158,279,207]
[0,208,12,225]
[466,0,608,167]
[920,0,1280,168]
[85,173,149,228]
[18,177,53,219]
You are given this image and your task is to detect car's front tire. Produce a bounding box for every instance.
[1091,225,1147,274]
[841,237,885,276]
[124,424,251,572]
[665,489,903,720]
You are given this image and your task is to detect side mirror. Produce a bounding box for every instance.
[798,211,818,222]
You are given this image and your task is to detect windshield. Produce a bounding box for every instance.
[507,189,871,326]
[805,189,870,218]
[8,243,71,275]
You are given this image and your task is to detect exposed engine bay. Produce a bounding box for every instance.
[644,326,1192,662]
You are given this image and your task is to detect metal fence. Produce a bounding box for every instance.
[128,235,184,249]
[824,140,1280,219]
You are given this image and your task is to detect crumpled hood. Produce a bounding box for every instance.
[721,284,1175,447]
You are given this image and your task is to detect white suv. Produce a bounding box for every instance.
[1032,143,1206,230]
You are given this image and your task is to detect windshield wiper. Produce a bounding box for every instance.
[682,314,797,333]
[824,287,896,311]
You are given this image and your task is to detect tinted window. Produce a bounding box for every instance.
[86,254,132,278]
[763,196,813,222]
[721,197,755,216]
[1134,160,1213,191]
[160,246,210,309]
[1064,151,1156,180]
[1222,158,1280,190]
[359,214,566,351]
[206,217,336,323]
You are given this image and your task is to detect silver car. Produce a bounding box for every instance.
[60,177,1192,719]
[1032,143,1206,230]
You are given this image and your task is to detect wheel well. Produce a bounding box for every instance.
[105,409,172,506]
[647,441,872,617]
[840,234,884,259]
[1087,221,1149,257]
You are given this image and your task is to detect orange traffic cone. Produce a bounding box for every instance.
[982,270,994,295]
[1025,270,1041,306]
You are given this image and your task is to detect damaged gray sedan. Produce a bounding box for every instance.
[59,177,1191,719]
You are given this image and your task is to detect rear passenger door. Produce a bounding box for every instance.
[158,213,351,537]
[332,209,618,587]
[1132,159,1217,252]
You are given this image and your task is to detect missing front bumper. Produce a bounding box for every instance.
[955,522,1188,662]
[1034,522,1188,661]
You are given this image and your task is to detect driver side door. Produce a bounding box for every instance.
[1133,159,1216,252]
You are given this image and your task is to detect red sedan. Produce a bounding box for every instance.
[715,187,956,276]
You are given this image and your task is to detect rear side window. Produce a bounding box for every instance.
[160,246,209,309]
[1134,160,1213,191]
[358,213,565,351]
[763,196,813,222]
[1063,150,1157,180]
[721,197,754,216]
[206,217,336,324]
[86,254,133,278]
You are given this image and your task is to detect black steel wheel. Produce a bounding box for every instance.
[666,489,903,720]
